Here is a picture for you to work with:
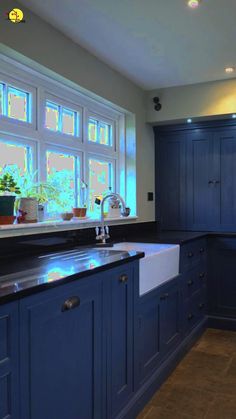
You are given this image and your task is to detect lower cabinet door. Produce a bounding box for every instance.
[159,279,182,355]
[137,291,161,385]
[209,243,236,318]
[20,277,102,419]
[0,302,19,419]
[107,265,134,418]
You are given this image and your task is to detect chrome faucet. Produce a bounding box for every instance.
[95,193,130,245]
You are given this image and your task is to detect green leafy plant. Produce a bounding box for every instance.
[0,173,21,195]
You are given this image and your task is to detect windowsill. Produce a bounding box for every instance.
[0,216,138,238]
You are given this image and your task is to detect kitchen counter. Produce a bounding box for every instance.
[0,247,144,304]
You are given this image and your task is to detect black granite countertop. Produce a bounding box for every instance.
[0,247,144,304]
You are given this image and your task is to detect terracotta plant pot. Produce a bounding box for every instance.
[0,215,16,225]
[72,207,87,218]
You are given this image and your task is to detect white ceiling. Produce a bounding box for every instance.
[18,0,236,90]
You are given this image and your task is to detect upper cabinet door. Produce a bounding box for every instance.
[214,130,236,230]
[186,131,216,230]
[156,132,186,229]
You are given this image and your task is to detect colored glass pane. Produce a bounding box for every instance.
[89,158,112,215]
[46,151,78,214]
[8,86,29,122]
[62,108,76,136]
[45,102,59,132]
[88,118,97,142]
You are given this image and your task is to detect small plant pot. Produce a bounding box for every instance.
[61,212,73,221]
[19,198,38,223]
[0,196,16,216]
[73,208,87,218]
[0,215,15,225]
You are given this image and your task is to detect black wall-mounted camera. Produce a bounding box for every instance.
[153,97,162,111]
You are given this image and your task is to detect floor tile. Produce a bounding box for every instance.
[137,328,236,418]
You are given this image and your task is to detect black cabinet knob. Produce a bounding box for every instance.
[199,272,205,279]
[199,248,205,254]
[187,280,194,286]
[188,313,194,320]
[62,296,80,312]
[119,274,128,283]
[199,303,205,309]
[188,252,194,258]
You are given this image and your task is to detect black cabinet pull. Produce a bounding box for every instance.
[188,252,194,258]
[199,248,205,254]
[119,274,128,283]
[62,296,80,312]
[160,293,169,300]
[199,303,205,309]
[199,272,205,279]
[187,280,194,286]
[208,180,214,185]
[188,313,194,320]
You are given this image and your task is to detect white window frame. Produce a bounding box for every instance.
[0,53,136,224]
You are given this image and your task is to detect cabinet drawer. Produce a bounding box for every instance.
[181,264,207,301]
[180,239,207,272]
[183,288,207,335]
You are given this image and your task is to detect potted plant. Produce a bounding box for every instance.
[16,172,59,223]
[0,173,21,224]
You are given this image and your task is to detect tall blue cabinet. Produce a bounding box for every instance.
[154,121,236,231]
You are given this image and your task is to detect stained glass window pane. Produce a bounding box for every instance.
[46,151,78,214]
[0,84,3,116]
[45,102,59,132]
[62,108,76,136]
[7,86,30,122]
[88,118,97,143]
[89,158,112,215]
[0,140,32,191]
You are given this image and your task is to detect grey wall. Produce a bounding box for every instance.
[0,0,155,222]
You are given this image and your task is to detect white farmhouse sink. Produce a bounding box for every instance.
[112,242,180,296]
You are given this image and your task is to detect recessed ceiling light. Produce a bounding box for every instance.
[187,0,201,9]
[225,66,235,74]
[187,118,192,123]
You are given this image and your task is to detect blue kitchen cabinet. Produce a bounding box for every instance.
[159,278,182,356]
[137,287,162,385]
[186,131,216,230]
[19,275,103,419]
[136,276,182,386]
[0,302,19,419]
[155,131,187,229]
[208,238,236,321]
[106,263,136,419]
[214,130,236,230]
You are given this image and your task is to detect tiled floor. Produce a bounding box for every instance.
[137,329,236,419]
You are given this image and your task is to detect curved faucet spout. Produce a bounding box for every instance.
[95,193,130,244]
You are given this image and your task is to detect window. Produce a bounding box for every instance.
[0,82,32,123]
[7,86,31,122]
[45,100,79,137]
[0,140,32,190]
[88,117,112,146]
[46,150,80,214]
[0,56,135,224]
[89,158,113,215]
